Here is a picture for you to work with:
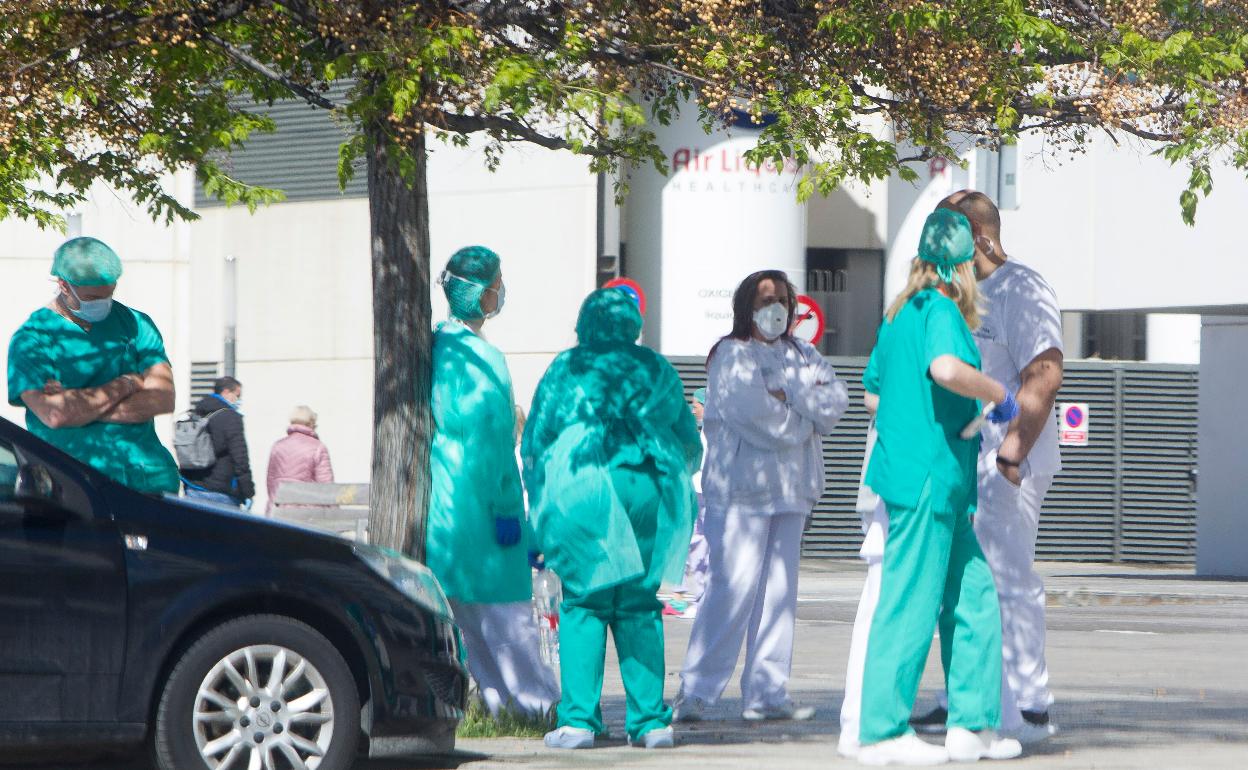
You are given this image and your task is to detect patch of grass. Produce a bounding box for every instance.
[455,698,558,739]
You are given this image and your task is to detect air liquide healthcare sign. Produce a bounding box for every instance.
[625,104,807,356]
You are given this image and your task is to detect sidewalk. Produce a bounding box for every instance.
[427,560,1248,770]
[798,558,1248,606]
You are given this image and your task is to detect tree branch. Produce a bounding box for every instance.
[203,33,336,110]
[432,109,622,156]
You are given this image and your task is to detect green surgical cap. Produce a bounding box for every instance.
[51,237,123,286]
[576,288,643,347]
[442,245,501,320]
[693,387,707,405]
[918,208,974,283]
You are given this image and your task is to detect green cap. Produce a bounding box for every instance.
[51,237,123,286]
[693,387,707,405]
[917,208,974,283]
[441,245,501,320]
[575,287,643,347]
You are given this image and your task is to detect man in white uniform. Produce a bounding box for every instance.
[838,191,1064,757]
[909,190,1065,742]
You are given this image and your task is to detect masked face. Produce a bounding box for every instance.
[752,302,788,341]
[482,283,506,319]
[64,282,114,323]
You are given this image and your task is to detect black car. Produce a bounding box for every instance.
[0,416,467,769]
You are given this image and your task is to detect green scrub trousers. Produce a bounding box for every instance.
[859,481,1002,744]
[557,462,671,741]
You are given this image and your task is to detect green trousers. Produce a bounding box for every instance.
[859,482,1002,745]
[557,463,671,741]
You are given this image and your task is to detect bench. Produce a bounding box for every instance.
[269,481,370,542]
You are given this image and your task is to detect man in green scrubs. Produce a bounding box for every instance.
[7,237,178,494]
[425,245,559,719]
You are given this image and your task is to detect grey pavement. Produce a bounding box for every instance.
[40,560,1248,769]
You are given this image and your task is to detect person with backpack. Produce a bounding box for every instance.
[179,376,254,507]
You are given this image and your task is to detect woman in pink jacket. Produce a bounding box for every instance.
[266,405,334,512]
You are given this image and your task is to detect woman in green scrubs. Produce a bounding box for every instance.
[857,209,1022,766]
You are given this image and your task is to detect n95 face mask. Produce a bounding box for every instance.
[753,302,788,341]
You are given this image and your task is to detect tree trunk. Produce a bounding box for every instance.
[365,125,432,562]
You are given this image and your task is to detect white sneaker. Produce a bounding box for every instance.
[837,736,861,758]
[945,728,1022,761]
[673,693,708,722]
[742,700,816,721]
[1001,720,1056,745]
[630,725,675,748]
[858,734,950,766]
[544,726,595,749]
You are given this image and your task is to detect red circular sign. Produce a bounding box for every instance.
[1065,406,1084,428]
[791,294,825,345]
[603,277,646,315]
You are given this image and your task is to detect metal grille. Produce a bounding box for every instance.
[189,361,221,403]
[668,355,1199,563]
[1118,365,1199,563]
[195,82,365,207]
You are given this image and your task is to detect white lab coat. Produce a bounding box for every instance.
[681,336,848,710]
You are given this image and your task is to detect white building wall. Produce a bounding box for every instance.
[999,133,1248,315]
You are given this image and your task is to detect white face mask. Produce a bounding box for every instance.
[752,302,788,341]
[65,284,114,323]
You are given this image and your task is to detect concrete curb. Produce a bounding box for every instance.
[1045,588,1248,606]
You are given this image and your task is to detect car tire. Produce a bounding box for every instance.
[153,614,361,770]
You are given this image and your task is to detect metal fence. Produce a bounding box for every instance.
[668,356,1199,564]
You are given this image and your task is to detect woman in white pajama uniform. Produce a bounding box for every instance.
[674,270,848,722]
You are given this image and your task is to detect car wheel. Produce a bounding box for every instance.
[153,614,361,770]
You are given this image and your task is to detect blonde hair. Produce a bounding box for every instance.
[289,405,318,428]
[885,258,983,330]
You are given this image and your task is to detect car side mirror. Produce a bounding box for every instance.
[14,463,64,511]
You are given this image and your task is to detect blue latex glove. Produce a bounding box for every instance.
[988,390,1019,424]
[528,550,545,571]
[495,516,522,547]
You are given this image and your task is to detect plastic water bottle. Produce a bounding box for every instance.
[532,568,562,667]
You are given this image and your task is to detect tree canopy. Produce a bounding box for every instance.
[4,1,1248,227]
[5,1,1248,554]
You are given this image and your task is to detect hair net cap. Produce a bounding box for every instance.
[918,209,974,270]
[442,245,501,320]
[693,387,707,405]
[576,288,643,347]
[51,237,123,286]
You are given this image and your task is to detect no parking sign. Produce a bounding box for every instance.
[1059,403,1089,446]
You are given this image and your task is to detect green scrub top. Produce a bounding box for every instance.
[425,321,532,604]
[6,303,179,494]
[864,288,981,516]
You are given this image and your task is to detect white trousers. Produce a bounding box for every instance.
[679,510,805,710]
[838,509,888,749]
[449,600,560,717]
[840,467,1055,742]
[972,467,1055,716]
